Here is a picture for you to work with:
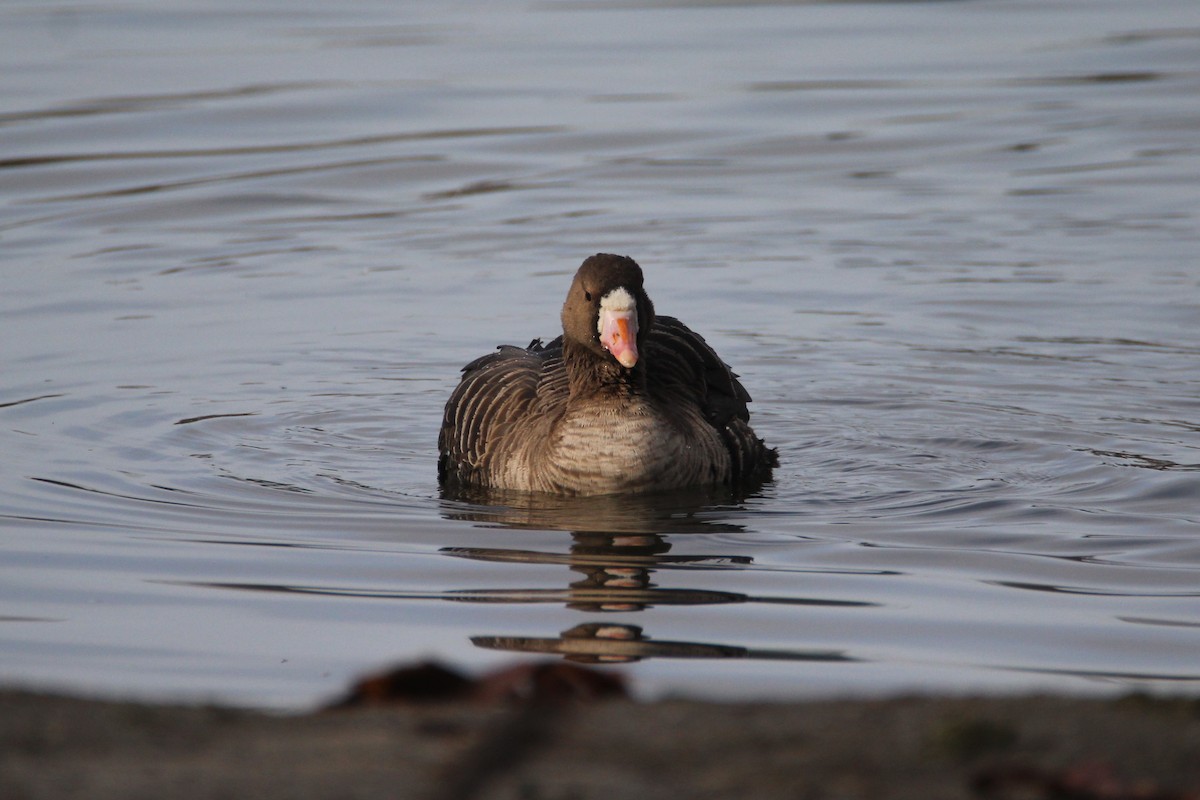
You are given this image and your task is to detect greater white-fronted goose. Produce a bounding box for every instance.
[438,254,777,496]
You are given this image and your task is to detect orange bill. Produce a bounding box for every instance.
[600,308,638,368]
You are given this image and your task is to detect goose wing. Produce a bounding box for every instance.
[646,316,776,483]
[646,316,752,426]
[438,339,564,486]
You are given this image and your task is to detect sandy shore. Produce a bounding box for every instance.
[3,670,1199,800]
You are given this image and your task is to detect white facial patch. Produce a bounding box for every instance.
[597,287,636,334]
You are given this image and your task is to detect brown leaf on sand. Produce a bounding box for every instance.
[329,660,627,709]
[971,759,1200,800]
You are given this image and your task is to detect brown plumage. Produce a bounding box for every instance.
[438,254,777,496]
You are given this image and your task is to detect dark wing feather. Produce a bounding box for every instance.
[438,339,559,486]
[645,316,751,426]
[646,316,777,484]
[531,336,569,408]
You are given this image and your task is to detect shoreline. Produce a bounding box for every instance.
[4,679,1198,799]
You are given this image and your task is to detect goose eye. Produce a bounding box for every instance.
[584,290,593,302]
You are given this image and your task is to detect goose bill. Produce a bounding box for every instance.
[600,308,638,368]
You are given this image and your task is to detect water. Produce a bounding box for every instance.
[2,0,1198,709]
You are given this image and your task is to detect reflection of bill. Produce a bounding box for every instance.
[474,622,858,666]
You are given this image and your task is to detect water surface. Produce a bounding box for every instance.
[2,0,1199,708]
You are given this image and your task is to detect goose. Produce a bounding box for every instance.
[438,254,777,496]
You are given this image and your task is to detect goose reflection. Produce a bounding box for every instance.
[439,486,871,665]
[439,483,752,534]
[442,529,751,613]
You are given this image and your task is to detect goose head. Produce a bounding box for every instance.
[561,254,656,369]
